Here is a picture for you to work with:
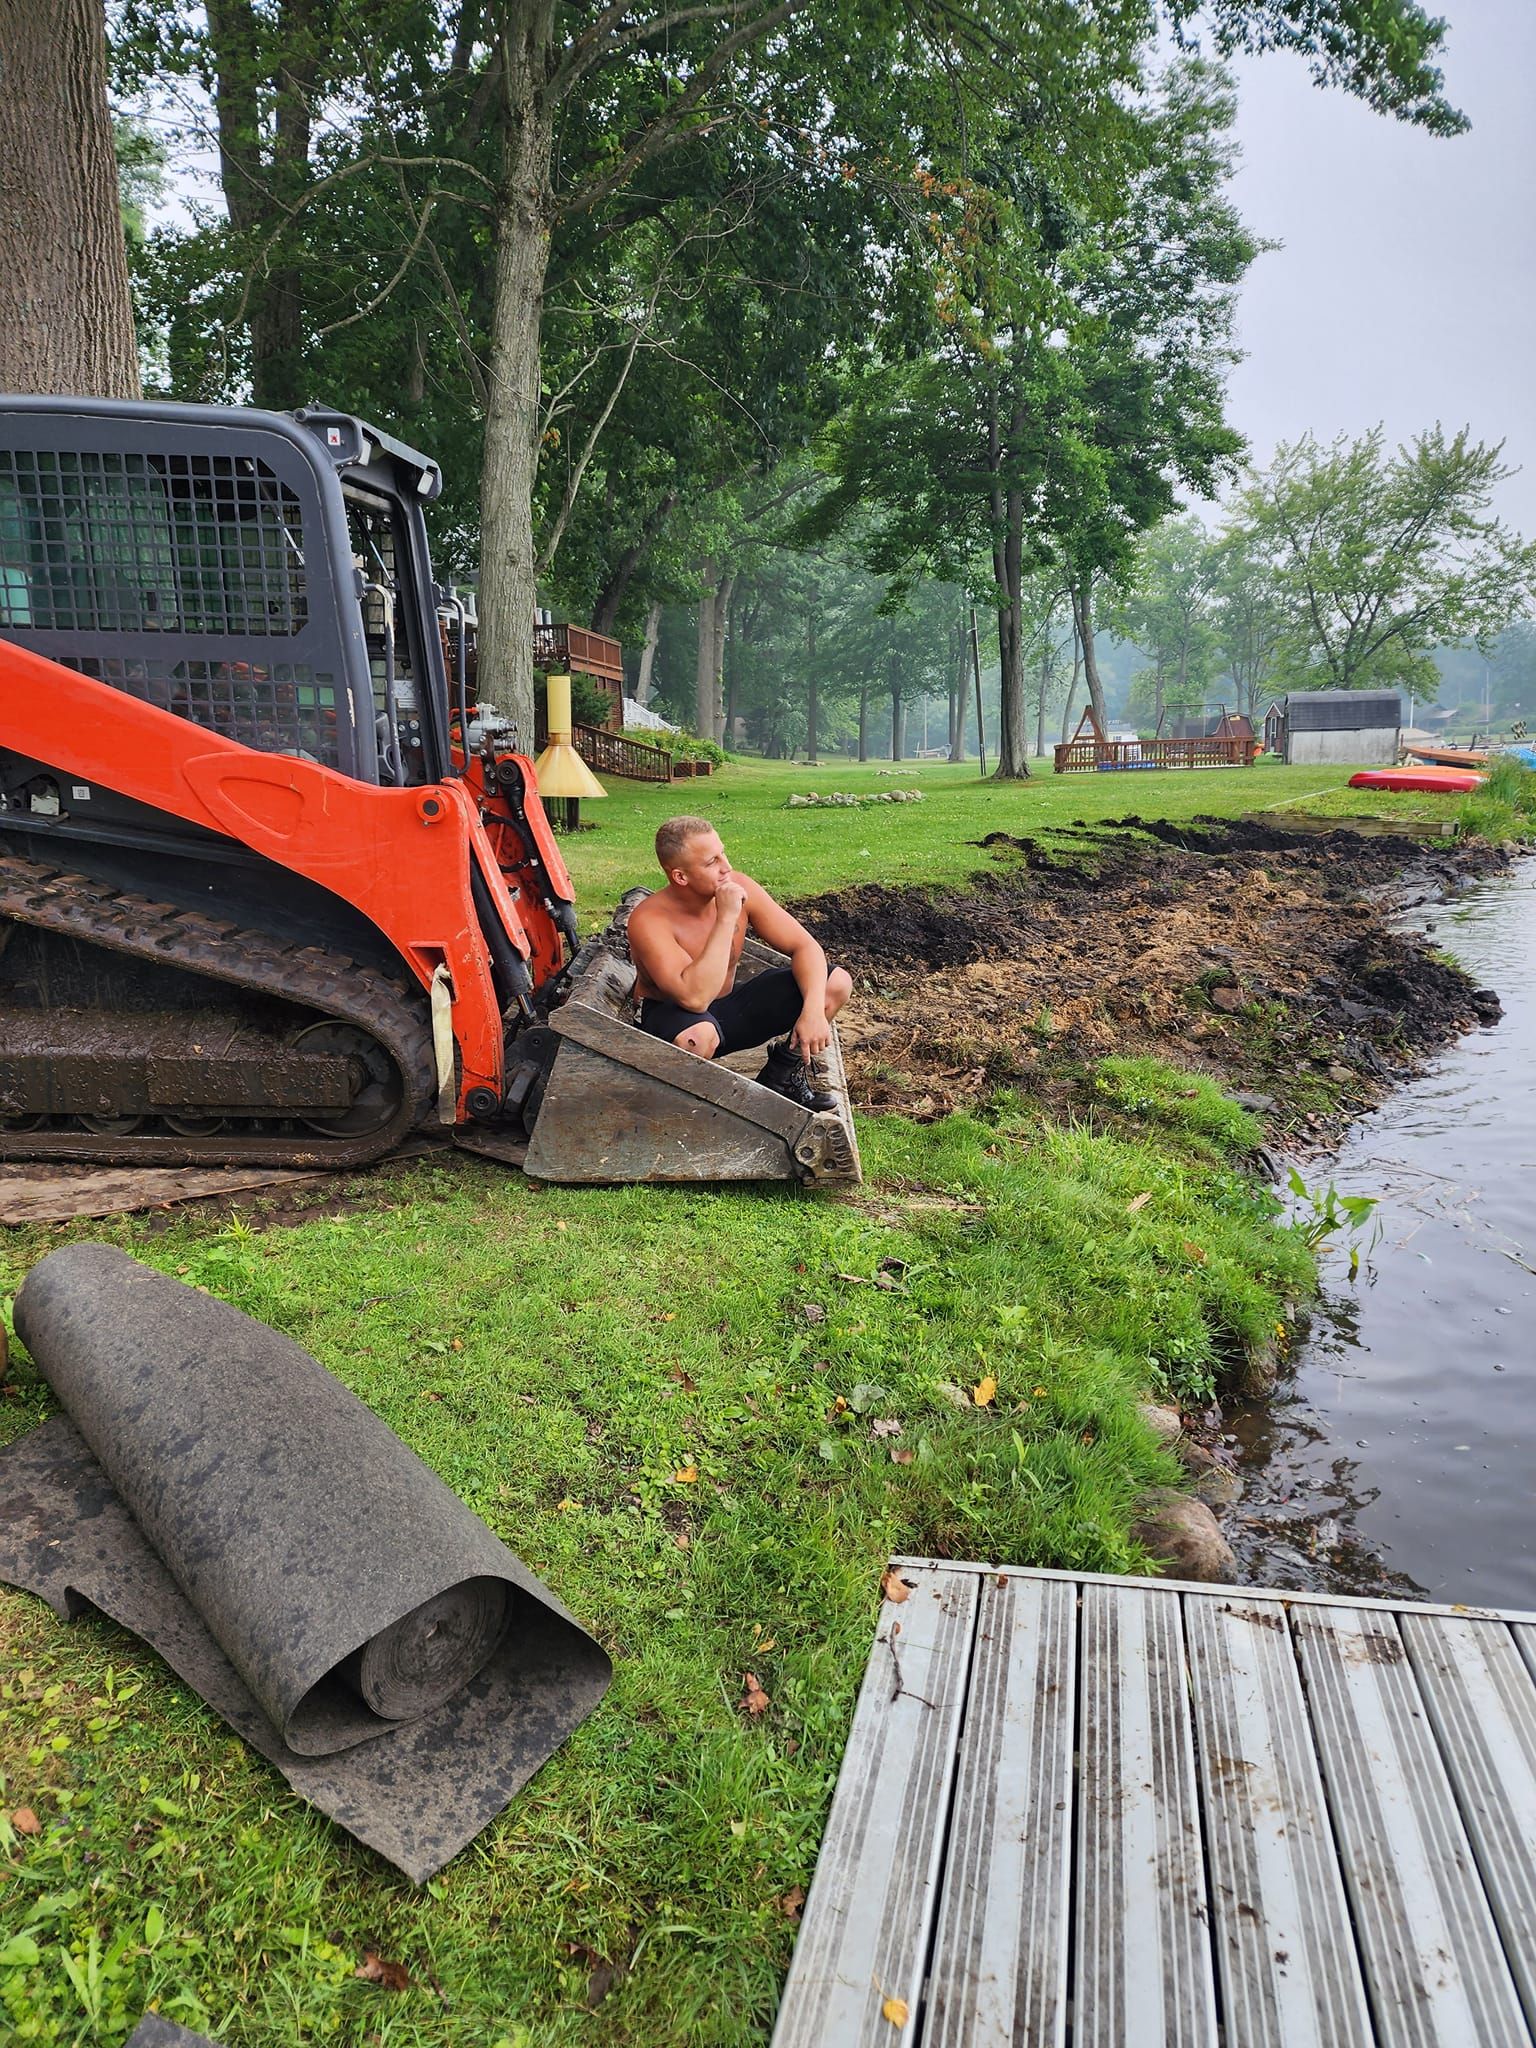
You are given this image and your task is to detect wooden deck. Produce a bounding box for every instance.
[772,1562,1536,2048]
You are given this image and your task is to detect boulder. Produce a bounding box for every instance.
[1137,1401,1183,1446]
[1131,1488,1236,1583]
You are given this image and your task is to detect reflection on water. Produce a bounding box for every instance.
[1230,860,1536,1610]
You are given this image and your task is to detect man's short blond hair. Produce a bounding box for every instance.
[655,815,714,872]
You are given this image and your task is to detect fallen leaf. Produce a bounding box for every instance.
[741,1673,771,1716]
[658,1312,676,1323]
[10,1807,39,1835]
[670,1366,697,1391]
[355,1951,411,1991]
[673,1529,691,1550]
[672,1465,699,1484]
[1126,1190,1153,1213]
[802,1303,826,1325]
[1182,1241,1208,1265]
[555,1498,577,1512]
[883,1995,910,2026]
[555,1220,568,1232]
[890,1448,914,1466]
[880,1568,914,1604]
[870,1418,902,1438]
[780,1886,807,1920]
[972,1375,997,1408]
[450,1337,463,1352]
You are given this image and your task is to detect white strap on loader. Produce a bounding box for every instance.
[429,964,457,1122]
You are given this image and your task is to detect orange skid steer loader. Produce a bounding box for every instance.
[0,397,859,1186]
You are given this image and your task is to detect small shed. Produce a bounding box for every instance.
[1264,690,1401,766]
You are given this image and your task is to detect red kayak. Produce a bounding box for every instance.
[1349,766,1484,794]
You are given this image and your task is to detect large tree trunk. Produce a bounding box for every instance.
[205,0,332,410]
[0,0,139,397]
[857,685,869,762]
[1036,644,1049,759]
[889,659,905,761]
[1071,579,1109,733]
[948,613,967,762]
[477,72,554,745]
[633,599,662,705]
[712,571,735,742]
[805,607,819,763]
[694,566,718,737]
[991,402,1031,778]
[1060,623,1082,745]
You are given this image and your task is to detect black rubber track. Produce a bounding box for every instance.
[0,847,437,1168]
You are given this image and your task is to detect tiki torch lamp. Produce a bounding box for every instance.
[533,673,606,830]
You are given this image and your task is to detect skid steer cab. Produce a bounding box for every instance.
[0,395,860,1185]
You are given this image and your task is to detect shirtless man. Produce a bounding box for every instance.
[627,815,852,1112]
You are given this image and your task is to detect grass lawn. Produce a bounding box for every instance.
[561,753,1415,910]
[0,752,1423,2045]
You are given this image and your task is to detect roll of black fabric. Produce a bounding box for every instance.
[0,1243,611,1879]
[13,1243,523,1755]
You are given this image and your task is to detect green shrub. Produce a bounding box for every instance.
[670,730,731,766]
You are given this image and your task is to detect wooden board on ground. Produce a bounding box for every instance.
[0,1162,324,1227]
[773,1563,1536,2048]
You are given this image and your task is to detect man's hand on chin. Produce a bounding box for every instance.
[793,1008,832,1061]
[715,878,747,922]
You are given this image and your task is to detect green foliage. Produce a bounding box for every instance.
[1284,1165,1379,1274]
[1093,1056,1263,1160]
[1112,518,1222,725]
[1231,427,1536,695]
[667,731,729,766]
[1457,755,1536,843]
[568,674,615,728]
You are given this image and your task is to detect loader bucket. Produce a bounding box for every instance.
[521,924,861,1187]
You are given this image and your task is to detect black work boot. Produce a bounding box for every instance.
[759,1039,837,1113]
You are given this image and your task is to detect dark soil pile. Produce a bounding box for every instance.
[795,819,1509,1134]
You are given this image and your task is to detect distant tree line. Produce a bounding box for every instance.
[1105,428,1536,728]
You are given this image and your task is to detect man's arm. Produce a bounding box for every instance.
[741,878,833,1058]
[629,883,746,1012]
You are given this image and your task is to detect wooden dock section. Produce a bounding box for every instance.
[772,1563,1536,2048]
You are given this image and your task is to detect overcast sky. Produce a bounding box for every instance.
[1219,0,1536,534]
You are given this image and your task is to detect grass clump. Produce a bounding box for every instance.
[1458,755,1536,843]
[1092,1055,1263,1161]
[0,1081,1311,2046]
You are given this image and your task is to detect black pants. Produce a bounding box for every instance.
[638,966,807,1057]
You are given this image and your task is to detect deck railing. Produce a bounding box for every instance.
[1054,736,1260,774]
[572,722,673,782]
[533,622,624,683]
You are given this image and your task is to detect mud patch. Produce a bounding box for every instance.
[795,819,1511,1136]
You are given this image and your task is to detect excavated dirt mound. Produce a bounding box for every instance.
[794,819,1510,1134]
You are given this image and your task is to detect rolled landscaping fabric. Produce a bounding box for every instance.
[127,2018,224,2048]
[0,1244,611,1881]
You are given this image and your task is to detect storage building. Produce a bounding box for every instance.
[1263,690,1401,766]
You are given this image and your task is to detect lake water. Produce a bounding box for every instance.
[1229,856,1536,1612]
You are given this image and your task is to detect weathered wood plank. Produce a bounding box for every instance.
[923,1573,1077,2048]
[1076,1583,1218,2048]
[1292,1604,1531,2047]
[771,1566,977,2048]
[1400,1616,1536,2035]
[1183,1593,1373,2048]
